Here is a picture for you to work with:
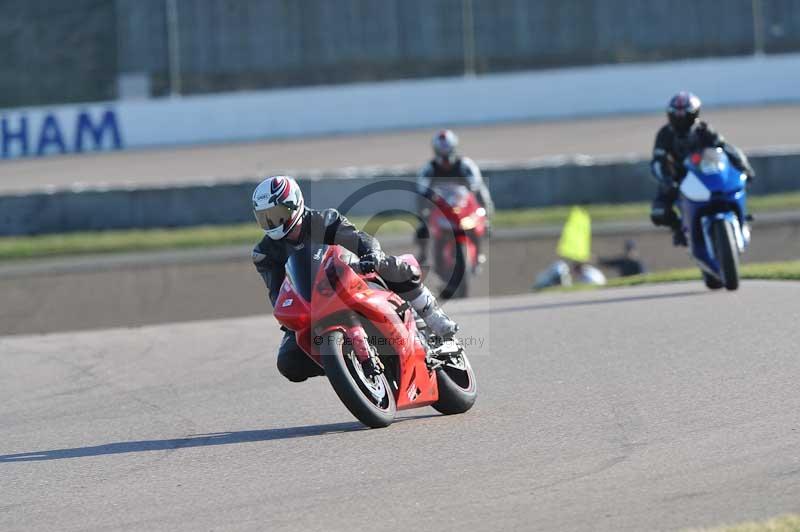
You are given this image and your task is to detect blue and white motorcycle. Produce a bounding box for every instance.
[677,147,751,291]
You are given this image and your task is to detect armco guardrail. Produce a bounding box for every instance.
[1,149,798,236]
[488,149,800,208]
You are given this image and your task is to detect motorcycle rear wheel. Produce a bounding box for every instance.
[321,330,396,428]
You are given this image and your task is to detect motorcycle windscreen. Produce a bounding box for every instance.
[692,148,745,194]
[285,242,328,303]
[432,183,470,208]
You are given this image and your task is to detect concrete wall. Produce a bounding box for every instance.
[2,150,798,236]
[3,52,800,160]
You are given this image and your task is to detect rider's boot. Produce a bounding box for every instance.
[742,219,752,246]
[672,228,688,247]
[473,253,487,275]
[672,227,689,247]
[410,287,458,338]
[473,233,487,275]
[671,220,688,247]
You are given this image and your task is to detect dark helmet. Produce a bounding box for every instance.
[667,91,702,135]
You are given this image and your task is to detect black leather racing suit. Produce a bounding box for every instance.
[649,121,754,231]
[416,157,494,256]
[252,207,423,382]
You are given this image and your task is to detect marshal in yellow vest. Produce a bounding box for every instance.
[557,206,592,263]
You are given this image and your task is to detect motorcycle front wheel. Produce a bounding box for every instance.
[432,350,477,415]
[702,271,724,290]
[321,330,396,428]
[712,219,740,291]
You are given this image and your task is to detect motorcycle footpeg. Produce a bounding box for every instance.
[425,356,445,371]
[428,337,463,358]
[427,342,465,371]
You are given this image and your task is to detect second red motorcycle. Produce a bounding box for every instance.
[427,183,488,299]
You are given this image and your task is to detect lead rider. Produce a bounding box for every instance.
[252,175,459,383]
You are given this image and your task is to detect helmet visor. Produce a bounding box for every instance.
[669,111,695,134]
[255,204,292,230]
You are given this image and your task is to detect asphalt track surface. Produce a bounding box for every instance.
[2,281,800,531]
[3,218,800,337]
[1,104,800,192]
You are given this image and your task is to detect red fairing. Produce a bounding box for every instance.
[274,247,439,409]
[274,281,318,366]
[274,281,310,332]
[428,185,487,273]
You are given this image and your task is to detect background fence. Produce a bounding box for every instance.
[2,0,800,108]
[2,149,798,236]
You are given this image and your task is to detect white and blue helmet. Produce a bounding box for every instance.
[432,129,459,164]
[252,175,305,240]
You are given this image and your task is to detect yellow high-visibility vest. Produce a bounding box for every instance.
[557,206,591,263]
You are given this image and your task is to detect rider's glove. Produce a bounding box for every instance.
[695,121,718,145]
[358,250,386,274]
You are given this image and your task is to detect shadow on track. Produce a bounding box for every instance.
[0,415,435,463]
[461,289,705,316]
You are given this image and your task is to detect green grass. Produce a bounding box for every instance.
[0,225,266,261]
[686,514,800,532]
[746,191,800,212]
[541,260,800,293]
[1,191,798,262]
[605,260,800,287]
[493,191,800,228]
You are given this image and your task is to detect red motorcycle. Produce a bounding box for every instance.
[273,242,477,428]
[428,184,488,299]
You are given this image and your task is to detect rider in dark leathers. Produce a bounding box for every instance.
[650,91,755,246]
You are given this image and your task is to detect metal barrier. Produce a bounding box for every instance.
[1,149,797,236]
